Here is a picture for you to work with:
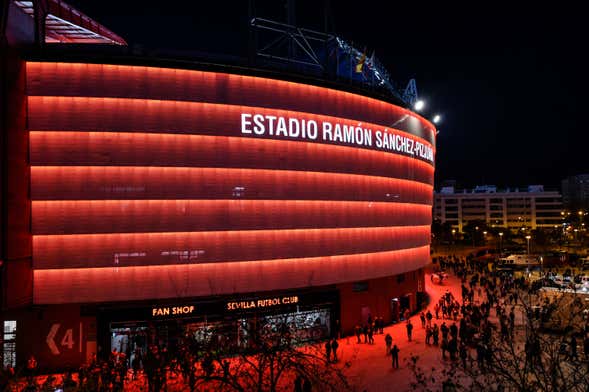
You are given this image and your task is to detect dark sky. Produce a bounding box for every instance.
[67,0,588,189]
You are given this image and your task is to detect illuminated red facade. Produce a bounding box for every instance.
[2,60,435,368]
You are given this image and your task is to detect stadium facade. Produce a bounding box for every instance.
[1,0,436,369]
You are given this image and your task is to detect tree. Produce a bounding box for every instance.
[408,283,589,391]
[187,315,354,392]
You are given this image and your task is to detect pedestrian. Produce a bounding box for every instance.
[420,311,426,328]
[363,324,368,343]
[425,325,432,345]
[335,319,342,339]
[324,340,331,362]
[331,339,339,362]
[434,303,440,319]
[433,323,439,346]
[426,310,433,327]
[368,325,374,344]
[303,377,312,392]
[385,333,393,355]
[25,355,38,384]
[570,335,578,361]
[391,345,400,369]
[441,336,448,359]
[406,319,413,342]
[355,324,362,344]
[294,375,303,392]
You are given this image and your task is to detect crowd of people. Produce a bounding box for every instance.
[5,252,589,390]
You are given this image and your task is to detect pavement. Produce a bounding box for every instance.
[8,266,470,392]
[338,268,465,391]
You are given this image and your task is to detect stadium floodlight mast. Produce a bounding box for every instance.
[414,100,425,111]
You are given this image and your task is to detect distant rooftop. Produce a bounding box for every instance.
[437,185,560,195]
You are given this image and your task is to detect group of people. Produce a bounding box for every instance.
[353,315,386,345]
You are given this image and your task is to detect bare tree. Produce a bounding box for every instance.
[408,286,589,392]
[186,315,354,392]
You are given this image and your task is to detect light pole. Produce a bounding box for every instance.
[451,229,456,252]
[499,232,503,255]
[525,235,531,255]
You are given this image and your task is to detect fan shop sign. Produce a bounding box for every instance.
[226,296,299,311]
[152,305,195,318]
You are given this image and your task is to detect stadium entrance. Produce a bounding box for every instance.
[100,289,338,360]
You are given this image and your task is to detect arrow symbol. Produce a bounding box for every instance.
[46,324,60,355]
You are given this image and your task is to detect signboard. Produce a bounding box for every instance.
[226,295,299,311]
[151,305,196,318]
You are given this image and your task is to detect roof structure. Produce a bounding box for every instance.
[14,0,126,45]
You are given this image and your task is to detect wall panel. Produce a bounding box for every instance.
[26,61,436,304]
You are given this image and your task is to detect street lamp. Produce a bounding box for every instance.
[451,229,456,252]
[525,235,531,255]
[499,232,503,255]
[414,100,425,111]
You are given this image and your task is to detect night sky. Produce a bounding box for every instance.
[67,0,588,189]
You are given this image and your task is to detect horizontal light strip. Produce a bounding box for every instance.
[29,131,434,184]
[33,245,431,304]
[30,165,434,203]
[32,199,432,235]
[32,225,431,269]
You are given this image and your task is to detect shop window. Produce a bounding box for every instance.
[352,282,369,292]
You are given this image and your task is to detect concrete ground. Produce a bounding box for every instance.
[8,266,475,391]
[339,268,465,391]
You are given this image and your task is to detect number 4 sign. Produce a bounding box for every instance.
[46,323,83,355]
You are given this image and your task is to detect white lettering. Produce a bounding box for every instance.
[239,112,433,163]
[322,121,333,141]
[288,118,300,138]
[241,113,252,134]
[253,114,265,134]
[276,117,288,136]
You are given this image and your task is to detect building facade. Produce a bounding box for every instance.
[1,1,436,370]
[434,185,562,232]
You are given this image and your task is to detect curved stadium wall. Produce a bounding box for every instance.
[26,61,436,304]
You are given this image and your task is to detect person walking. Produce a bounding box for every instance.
[406,319,413,342]
[570,335,578,361]
[355,324,362,344]
[425,325,432,345]
[433,323,439,346]
[331,339,339,362]
[420,311,426,328]
[363,324,368,343]
[426,310,433,327]
[385,333,393,355]
[368,325,374,344]
[294,375,303,392]
[324,340,332,362]
[391,345,400,369]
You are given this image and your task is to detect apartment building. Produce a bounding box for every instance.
[434,185,562,232]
